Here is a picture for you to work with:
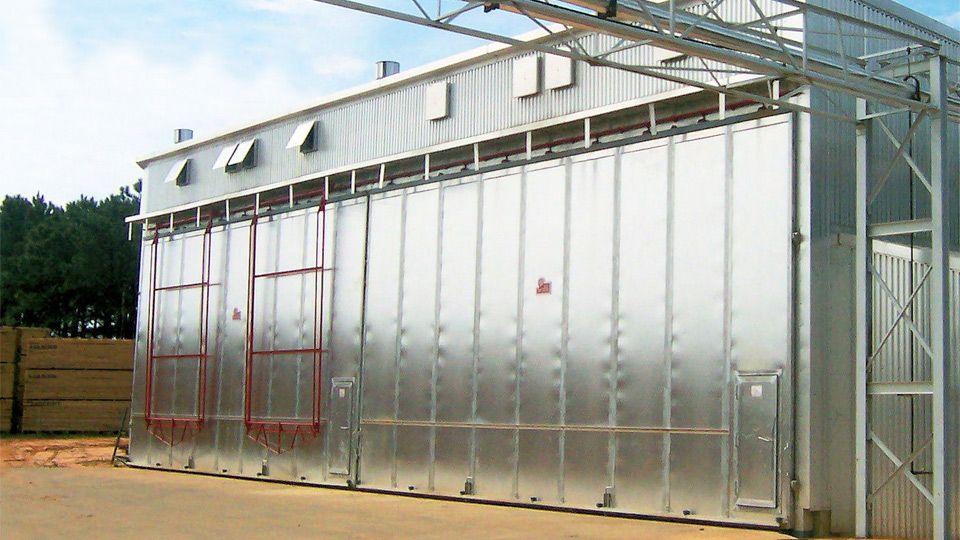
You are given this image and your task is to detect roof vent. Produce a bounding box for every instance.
[376,61,400,80]
[174,128,194,143]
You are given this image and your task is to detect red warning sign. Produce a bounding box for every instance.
[536,278,552,295]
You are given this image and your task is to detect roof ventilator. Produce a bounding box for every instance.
[164,159,191,187]
[213,139,257,173]
[288,120,319,153]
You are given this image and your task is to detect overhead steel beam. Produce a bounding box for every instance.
[492,0,928,110]
[314,0,853,122]
[313,0,960,122]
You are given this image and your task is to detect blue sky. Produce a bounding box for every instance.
[0,0,956,205]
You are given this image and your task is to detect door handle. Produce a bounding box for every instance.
[757,435,773,443]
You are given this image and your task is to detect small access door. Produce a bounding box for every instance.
[328,377,355,476]
[734,372,780,508]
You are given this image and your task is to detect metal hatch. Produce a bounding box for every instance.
[328,377,355,476]
[734,372,780,509]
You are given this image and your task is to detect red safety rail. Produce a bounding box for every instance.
[244,202,329,453]
[144,222,213,446]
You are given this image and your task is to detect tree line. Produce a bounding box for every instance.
[1,187,141,338]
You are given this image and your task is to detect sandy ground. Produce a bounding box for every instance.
[0,436,802,539]
[1,465,798,540]
[1,436,124,468]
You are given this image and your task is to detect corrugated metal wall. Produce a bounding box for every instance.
[141,33,694,214]
[807,2,959,537]
[867,245,959,539]
[807,0,960,248]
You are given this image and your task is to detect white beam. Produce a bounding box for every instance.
[927,54,952,540]
[854,97,870,538]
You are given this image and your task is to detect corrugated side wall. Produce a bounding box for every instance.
[807,0,960,247]
[868,245,959,539]
[806,2,959,537]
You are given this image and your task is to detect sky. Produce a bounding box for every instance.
[0,0,957,206]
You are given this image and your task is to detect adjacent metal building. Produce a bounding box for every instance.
[126,1,959,537]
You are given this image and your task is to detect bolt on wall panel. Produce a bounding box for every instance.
[565,153,616,427]
[360,195,404,421]
[435,182,480,424]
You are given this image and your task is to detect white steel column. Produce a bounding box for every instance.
[926,54,951,540]
[854,96,871,537]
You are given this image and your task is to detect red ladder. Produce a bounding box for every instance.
[244,202,329,453]
[144,222,213,446]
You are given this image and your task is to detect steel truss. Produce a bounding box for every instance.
[856,55,953,538]
[313,0,957,536]
[314,0,959,122]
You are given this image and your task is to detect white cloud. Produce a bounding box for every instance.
[0,0,528,206]
[939,10,960,29]
[243,0,321,14]
[0,1,374,206]
[313,54,370,78]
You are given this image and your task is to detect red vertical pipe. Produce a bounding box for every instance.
[313,201,325,428]
[198,222,213,424]
[244,215,259,427]
[145,234,160,425]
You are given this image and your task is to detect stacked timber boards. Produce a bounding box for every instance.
[0,327,15,431]
[20,338,133,432]
[1,327,50,431]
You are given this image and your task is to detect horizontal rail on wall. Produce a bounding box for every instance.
[360,419,730,435]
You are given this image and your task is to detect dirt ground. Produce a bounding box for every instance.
[0,436,798,539]
[1,435,124,468]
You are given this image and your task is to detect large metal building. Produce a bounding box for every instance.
[125,0,959,537]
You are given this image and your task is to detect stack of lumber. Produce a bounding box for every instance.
[0,327,15,431]
[1,327,51,431]
[20,338,133,432]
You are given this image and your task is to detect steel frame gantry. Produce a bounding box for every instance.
[309,0,957,537]
[855,53,954,539]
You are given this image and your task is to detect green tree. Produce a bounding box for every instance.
[0,187,140,337]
